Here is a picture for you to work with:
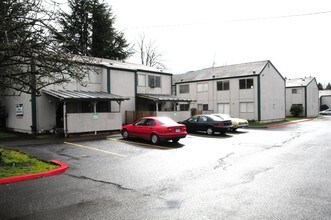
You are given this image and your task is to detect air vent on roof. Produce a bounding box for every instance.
[253,70,256,74]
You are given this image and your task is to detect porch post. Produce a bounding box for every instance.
[155,101,158,116]
[63,101,68,138]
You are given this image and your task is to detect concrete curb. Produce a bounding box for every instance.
[267,118,314,129]
[0,160,68,185]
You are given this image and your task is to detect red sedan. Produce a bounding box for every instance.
[121,116,187,144]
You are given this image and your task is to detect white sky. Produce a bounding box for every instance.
[106,0,331,85]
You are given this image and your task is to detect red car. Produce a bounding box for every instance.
[121,116,187,144]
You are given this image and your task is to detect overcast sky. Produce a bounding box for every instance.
[106,0,331,85]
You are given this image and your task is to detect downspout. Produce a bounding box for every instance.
[257,75,261,121]
[134,71,138,111]
[107,68,111,94]
[63,101,68,138]
[31,58,37,134]
[304,86,307,117]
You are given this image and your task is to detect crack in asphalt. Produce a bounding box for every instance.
[240,167,274,184]
[214,152,235,170]
[65,174,134,191]
[65,174,179,209]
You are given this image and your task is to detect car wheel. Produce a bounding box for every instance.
[232,128,237,132]
[150,133,160,144]
[206,127,214,135]
[172,138,180,143]
[122,129,129,139]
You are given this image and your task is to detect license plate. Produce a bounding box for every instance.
[175,128,180,132]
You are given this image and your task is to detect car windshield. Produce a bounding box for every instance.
[157,117,178,126]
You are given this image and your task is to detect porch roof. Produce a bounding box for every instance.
[43,89,130,101]
[137,93,194,102]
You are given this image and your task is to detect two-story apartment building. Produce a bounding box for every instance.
[285,77,319,117]
[319,90,331,109]
[173,60,286,122]
[1,57,191,135]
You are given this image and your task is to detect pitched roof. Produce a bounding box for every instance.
[286,77,315,87]
[74,56,171,75]
[173,60,270,84]
[319,90,331,98]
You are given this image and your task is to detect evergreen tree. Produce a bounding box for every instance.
[326,83,331,90]
[317,83,324,90]
[58,0,132,60]
[0,0,90,95]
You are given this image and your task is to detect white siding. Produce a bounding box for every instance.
[306,80,319,117]
[137,71,171,95]
[286,87,305,116]
[260,64,285,121]
[4,93,32,133]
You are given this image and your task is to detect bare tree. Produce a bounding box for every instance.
[137,34,165,69]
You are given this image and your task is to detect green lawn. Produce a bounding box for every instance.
[0,148,59,178]
[0,132,18,139]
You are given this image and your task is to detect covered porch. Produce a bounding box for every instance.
[43,90,129,137]
[131,93,194,123]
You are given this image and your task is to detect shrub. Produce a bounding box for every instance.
[290,104,304,117]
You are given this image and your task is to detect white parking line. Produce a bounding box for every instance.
[64,141,127,157]
[107,138,173,150]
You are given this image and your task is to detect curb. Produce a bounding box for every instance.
[0,160,68,185]
[267,118,314,129]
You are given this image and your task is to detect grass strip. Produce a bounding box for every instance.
[0,147,59,178]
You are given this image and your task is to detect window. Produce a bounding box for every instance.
[197,83,208,92]
[172,85,176,95]
[145,119,155,126]
[239,78,254,89]
[217,81,230,91]
[198,104,208,111]
[179,104,189,111]
[198,116,208,122]
[138,74,146,86]
[217,103,230,114]
[292,88,300,94]
[148,75,161,88]
[240,102,254,113]
[179,84,189,93]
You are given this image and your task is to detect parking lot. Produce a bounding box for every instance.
[1,117,331,219]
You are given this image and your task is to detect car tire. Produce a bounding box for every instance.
[122,129,129,139]
[172,138,180,143]
[150,133,160,144]
[206,127,214,135]
[232,128,237,132]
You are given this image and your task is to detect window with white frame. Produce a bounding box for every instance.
[179,104,189,111]
[148,75,161,88]
[240,102,254,113]
[179,84,189,93]
[292,88,301,94]
[138,74,146,86]
[217,103,230,114]
[239,78,254,89]
[197,83,208,92]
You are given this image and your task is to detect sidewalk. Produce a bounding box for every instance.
[0,131,121,147]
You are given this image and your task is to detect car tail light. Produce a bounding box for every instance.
[167,127,173,132]
[217,122,224,126]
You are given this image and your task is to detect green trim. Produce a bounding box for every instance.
[134,71,138,111]
[257,75,261,121]
[31,91,37,134]
[304,86,307,117]
[107,68,111,93]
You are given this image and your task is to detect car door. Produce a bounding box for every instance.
[185,116,199,132]
[142,118,156,139]
[197,116,209,131]
[132,118,146,137]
